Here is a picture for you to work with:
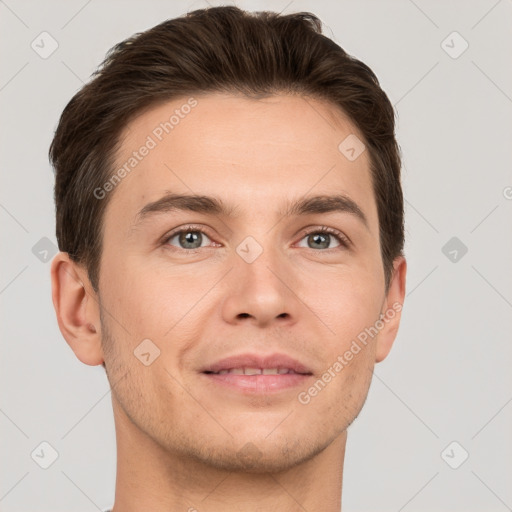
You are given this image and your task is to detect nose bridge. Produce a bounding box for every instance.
[221,232,298,326]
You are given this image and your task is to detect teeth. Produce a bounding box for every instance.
[213,368,296,375]
[244,367,262,375]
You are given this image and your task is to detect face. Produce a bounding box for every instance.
[96,92,400,472]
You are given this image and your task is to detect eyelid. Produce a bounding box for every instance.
[161,224,351,251]
[161,224,216,248]
[297,225,351,249]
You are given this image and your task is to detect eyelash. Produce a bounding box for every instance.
[161,224,350,254]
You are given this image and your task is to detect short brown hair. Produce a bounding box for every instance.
[50,5,404,292]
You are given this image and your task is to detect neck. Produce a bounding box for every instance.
[111,404,347,512]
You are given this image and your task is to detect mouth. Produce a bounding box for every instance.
[204,367,309,375]
[200,353,314,393]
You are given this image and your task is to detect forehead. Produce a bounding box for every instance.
[105,92,378,230]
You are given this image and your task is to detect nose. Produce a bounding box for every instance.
[220,243,300,328]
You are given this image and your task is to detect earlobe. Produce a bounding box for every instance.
[50,252,104,366]
[375,256,407,363]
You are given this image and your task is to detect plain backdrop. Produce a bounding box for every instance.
[1,1,511,511]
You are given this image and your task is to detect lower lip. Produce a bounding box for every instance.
[202,372,312,393]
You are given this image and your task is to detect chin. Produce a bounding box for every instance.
[178,433,327,474]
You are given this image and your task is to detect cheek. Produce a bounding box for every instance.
[101,252,202,338]
[303,268,383,344]
[295,341,375,432]
[299,269,382,405]
[305,269,382,409]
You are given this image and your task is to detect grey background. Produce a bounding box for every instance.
[1,0,511,511]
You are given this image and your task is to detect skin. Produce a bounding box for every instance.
[51,92,406,511]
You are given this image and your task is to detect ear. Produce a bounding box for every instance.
[50,252,104,366]
[375,256,407,363]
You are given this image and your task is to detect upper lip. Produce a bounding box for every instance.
[201,353,313,375]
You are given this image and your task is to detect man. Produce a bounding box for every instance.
[50,6,406,511]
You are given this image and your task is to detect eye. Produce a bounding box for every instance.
[296,226,349,251]
[163,225,214,252]
[161,224,350,254]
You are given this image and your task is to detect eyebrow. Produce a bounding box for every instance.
[133,191,368,229]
